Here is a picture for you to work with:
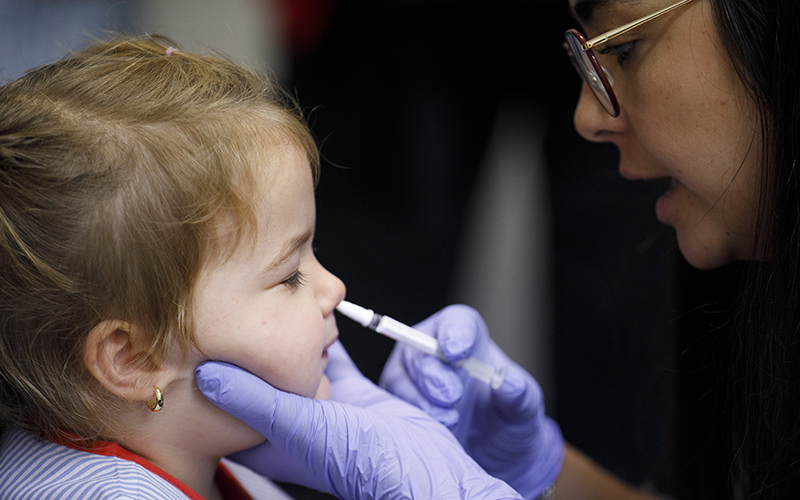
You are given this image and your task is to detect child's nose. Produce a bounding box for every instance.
[317,265,346,316]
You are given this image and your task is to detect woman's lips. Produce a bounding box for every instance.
[655,178,679,225]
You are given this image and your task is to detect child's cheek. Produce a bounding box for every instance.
[314,374,331,399]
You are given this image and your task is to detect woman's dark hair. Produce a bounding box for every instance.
[711,0,800,498]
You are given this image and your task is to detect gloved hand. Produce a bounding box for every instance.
[379,305,564,500]
[195,340,522,500]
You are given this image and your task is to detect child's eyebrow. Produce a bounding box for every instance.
[266,229,315,272]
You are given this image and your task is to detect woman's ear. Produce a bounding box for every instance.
[83,319,173,402]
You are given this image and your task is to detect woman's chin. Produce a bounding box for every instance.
[314,375,331,400]
[676,232,737,271]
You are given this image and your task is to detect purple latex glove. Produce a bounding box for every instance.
[379,305,564,500]
[196,340,522,500]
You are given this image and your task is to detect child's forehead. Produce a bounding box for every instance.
[216,105,319,187]
[231,120,312,179]
[202,142,314,267]
[250,140,314,198]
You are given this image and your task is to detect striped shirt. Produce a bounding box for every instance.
[0,427,294,500]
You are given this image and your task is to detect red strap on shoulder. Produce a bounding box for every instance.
[216,462,254,500]
[53,432,252,500]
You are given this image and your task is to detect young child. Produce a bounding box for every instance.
[0,35,346,499]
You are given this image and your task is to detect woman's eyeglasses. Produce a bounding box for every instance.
[563,0,697,117]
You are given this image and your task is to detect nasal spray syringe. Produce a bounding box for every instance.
[335,300,506,389]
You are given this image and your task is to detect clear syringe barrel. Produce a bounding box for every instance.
[375,315,506,389]
[455,357,506,390]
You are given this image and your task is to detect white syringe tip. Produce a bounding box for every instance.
[335,300,375,327]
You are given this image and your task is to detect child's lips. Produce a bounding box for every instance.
[322,334,338,357]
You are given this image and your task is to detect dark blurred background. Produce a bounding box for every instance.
[2,1,737,498]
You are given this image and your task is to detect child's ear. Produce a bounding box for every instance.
[84,319,176,402]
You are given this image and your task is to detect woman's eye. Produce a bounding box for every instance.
[598,41,637,67]
[281,270,307,291]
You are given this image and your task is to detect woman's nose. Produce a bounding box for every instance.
[573,82,624,143]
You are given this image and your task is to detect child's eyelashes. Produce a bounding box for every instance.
[598,40,637,67]
[282,269,307,291]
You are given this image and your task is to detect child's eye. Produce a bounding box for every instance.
[281,270,307,291]
[598,41,637,67]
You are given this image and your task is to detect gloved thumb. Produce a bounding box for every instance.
[431,304,483,361]
[196,361,333,493]
[412,304,481,361]
[195,361,282,437]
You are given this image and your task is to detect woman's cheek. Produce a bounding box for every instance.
[314,374,331,399]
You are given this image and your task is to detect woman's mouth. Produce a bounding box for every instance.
[655,178,679,225]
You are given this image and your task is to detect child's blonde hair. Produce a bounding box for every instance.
[0,35,320,440]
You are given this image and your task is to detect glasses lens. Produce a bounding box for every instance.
[565,32,617,116]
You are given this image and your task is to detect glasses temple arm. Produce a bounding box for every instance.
[582,0,696,51]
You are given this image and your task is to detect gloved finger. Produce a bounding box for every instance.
[324,340,362,383]
[380,348,460,426]
[228,442,320,490]
[195,361,281,437]
[227,444,270,476]
[410,354,463,406]
[491,363,544,424]
[391,338,464,407]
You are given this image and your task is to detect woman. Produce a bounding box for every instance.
[199,0,799,498]
[384,0,800,498]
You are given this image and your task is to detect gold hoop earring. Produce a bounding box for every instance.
[146,386,164,412]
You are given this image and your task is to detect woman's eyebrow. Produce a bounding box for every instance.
[572,0,609,22]
[572,0,639,23]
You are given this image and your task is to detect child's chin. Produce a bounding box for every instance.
[314,375,331,399]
